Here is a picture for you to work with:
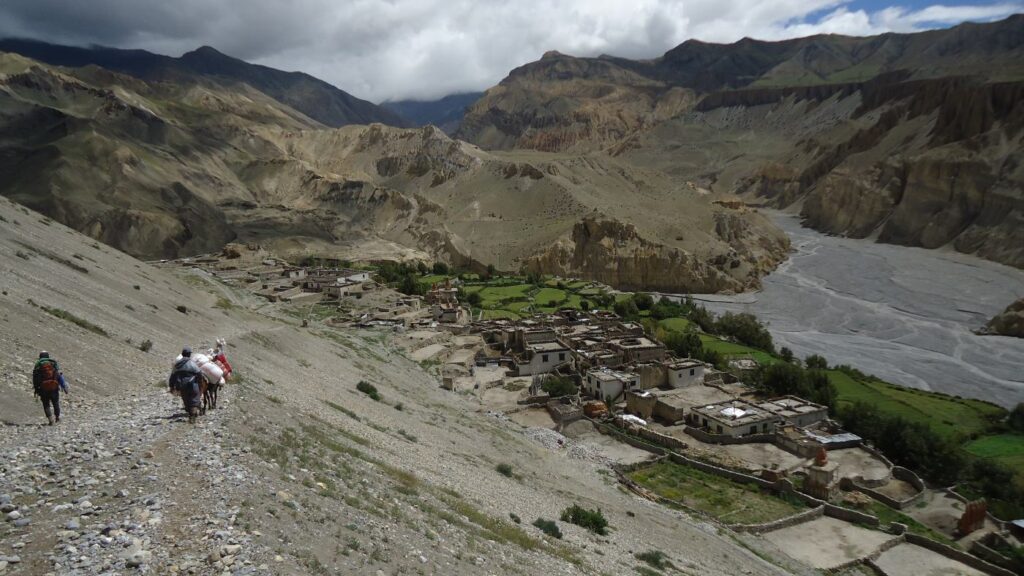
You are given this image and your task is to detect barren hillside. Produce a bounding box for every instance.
[0,53,788,293]
[458,16,1024,269]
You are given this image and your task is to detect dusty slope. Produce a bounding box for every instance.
[0,197,806,574]
[457,16,1024,270]
[0,53,788,293]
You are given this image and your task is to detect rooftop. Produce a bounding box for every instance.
[693,400,779,426]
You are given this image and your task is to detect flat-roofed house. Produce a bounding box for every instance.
[667,359,705,388]
[584,368,640,403]
[757,396,829,428]
[514,341,570,376]
[608,336,665,363]
[691,400,782,437]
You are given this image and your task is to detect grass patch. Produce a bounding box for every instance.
[40,306,108,337]
[829,370,1004,440]
[699,334,778,365]
[629,460,804,524]
[635,550,675,571]
[965,434,1024,471]
[326,400,361,421]
[658,317,692,332]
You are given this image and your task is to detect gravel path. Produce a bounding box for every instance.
[0,389,270,575]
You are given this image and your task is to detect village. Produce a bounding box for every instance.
[163,243,1023,576]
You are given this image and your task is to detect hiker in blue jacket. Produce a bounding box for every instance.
[168,347,204,423]
[32,351,68,425]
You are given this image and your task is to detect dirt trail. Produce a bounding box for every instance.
[0,382,271,574]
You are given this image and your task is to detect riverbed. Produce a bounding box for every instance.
[678,213,1024,407]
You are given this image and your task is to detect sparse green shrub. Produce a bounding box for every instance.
[139,339,153,352]
[634,545,675,565]
[133,284,141,290]
[509,513,521,524]
[496,463,514,478]
[394,402,404,411]
[532,518,562,539]
[176,305,188,314]
[40,306,108,337]
[356,380,381,402]
[560,504,609,535]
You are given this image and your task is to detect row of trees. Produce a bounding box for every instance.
[748,362,837,412]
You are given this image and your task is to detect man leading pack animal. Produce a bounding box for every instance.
[32,351,68,425]
[168,347,206,424]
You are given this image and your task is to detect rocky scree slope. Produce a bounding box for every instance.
[0,197,802,575]
[457,15,1024,269]
[0,53,787,293]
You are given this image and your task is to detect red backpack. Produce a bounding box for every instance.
[38,361,60,392]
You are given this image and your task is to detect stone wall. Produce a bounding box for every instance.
[903,533,1017,576]
[683,426,775,445]
[728,505,824,534]
[592,421,668,456]
[666,452,774,489]
[823,503,880,527]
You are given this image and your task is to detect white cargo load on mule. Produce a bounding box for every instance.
[173,353,225,385]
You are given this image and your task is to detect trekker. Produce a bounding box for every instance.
[33,351,68,425]
[168,347,205,423]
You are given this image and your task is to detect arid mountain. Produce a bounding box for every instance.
[457,16,1024,269]
[0,52,786,293]
[382,91,484,133]
[0,39,409,128]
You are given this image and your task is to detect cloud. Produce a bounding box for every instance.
[0,0,1019,102]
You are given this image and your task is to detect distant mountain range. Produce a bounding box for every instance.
[382,92,483,133]
[0,16,1021,291]
[0,38,410,128]
[456,15,1024,270]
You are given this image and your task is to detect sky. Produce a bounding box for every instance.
[0,0,1020,103]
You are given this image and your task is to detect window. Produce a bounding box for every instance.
[750,426,757,435]
[762,423,768,433]
[716,425,723,434]
[542,354,549,362]
[558,352,565,361]
[690,368,695,376]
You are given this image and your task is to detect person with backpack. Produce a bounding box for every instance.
[32,351,68,425]
[168,347,205,423]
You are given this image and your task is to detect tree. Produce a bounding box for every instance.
[633,293,654,310]
[780,347,794,363]
[805,354,828,370]
[432,262,449,275]
[580,300,591,311]
[541,375,576,397]
[663,328,702,358]
[466,291,482,307]
[416,261,429,275]
[714,312,774,353]
[613,298,639,319]
[1009,403,1024,433]
[398,274,423,296]
[485,264,497,280]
